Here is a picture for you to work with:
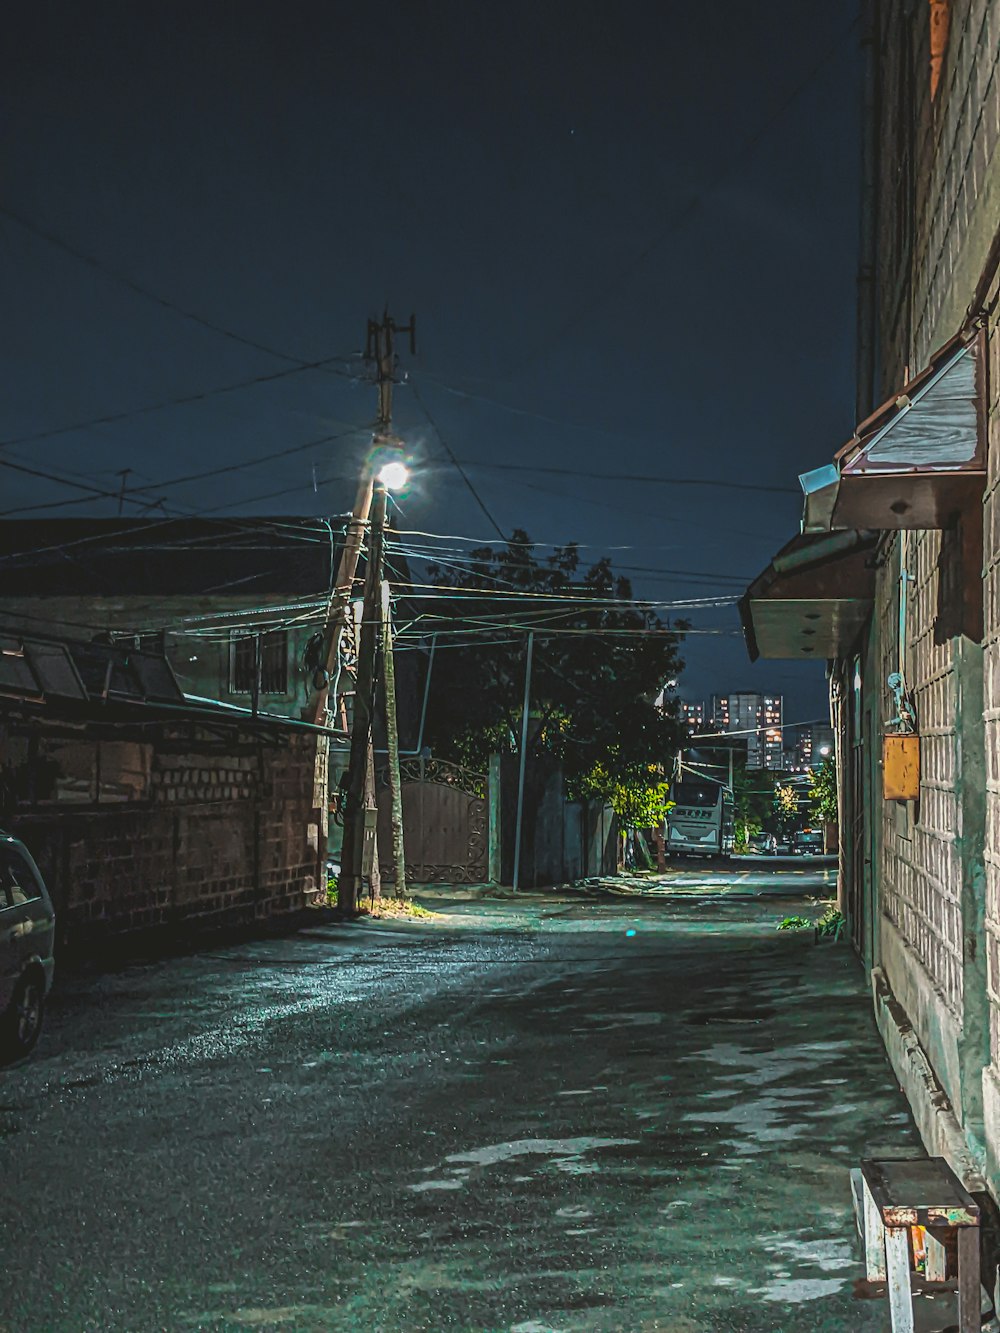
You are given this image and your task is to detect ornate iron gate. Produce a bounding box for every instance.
[377,758,488,885]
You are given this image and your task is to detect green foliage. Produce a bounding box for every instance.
[773,781,801,835]
[575,763,673,827]
[777,915,811,931]
[720,750,775,846]
[810,756,839,825]
[733,818,761,854]
[421,531,688,789]
[774,783,798,818]
[815,904,845,939]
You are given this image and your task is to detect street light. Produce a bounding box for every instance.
[378,460,409,491]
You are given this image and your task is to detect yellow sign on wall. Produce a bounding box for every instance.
[883,734,920,801]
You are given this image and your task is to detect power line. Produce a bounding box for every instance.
[1,204,337,369]
[0,425,369,520]
[0,357,362,453]
[453,461,800,496]
[410,380,507,540]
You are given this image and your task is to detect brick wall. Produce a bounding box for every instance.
[9,727,320,952]
[979,279,1000,1157]
[866,0,1000,1147]
[874,528,968,1109]
[877,0,1000,381]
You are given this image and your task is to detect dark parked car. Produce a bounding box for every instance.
[791,829,824,856]
[0,834,56,1061]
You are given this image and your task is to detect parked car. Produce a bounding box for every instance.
[0,834,56,1061]
[791,829,824,856]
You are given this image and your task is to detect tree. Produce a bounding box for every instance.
[810,755,838,825]
[728,755,776,850]
[418,530,688,808]
[774,782,799,834]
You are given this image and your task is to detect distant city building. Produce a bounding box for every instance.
[797,723,835,770]
[679,701,705,735]
[710,692,784,770]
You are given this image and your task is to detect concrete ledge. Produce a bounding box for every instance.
[871,965,986,1191]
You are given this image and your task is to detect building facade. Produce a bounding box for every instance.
[742,0,1000,1222]
[0,632,325,952]
[678,700,706,735]
[710,692,784,769]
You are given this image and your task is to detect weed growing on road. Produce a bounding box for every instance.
[776,916,812,931]
[815,904,846,940]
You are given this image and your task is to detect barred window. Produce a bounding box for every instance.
[230,631,288,695]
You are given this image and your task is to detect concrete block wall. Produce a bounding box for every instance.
[979,278,1000,1174]
[12,729,319,951]
[909,0,1000,362]
[876,530,966,1113]
[864,0,1000,1184]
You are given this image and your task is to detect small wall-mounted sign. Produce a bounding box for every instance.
[883,734,920,801]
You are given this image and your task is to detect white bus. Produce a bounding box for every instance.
[666,779,735,859]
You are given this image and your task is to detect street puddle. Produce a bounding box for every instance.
[761,1233,856,1273]
[750,1277,848,1303]
[446,1136,639,1167]
[409,1136,639,1192]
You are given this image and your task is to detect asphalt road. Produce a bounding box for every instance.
[0,862,934,1332]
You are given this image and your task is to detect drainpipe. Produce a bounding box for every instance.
[856,0,879,421]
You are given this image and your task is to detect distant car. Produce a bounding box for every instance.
[791,829,824,856]
[0,834,56,1061]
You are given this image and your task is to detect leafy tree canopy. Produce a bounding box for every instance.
[810,755,838,824]
[418,530,688,807]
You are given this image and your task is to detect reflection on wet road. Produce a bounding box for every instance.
[0,867,923,1331]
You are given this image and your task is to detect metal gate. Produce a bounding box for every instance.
[377,758,488,885]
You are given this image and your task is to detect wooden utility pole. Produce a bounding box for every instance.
[334,310,415,912]
[307,476,374,726]
[306,311,414,728]
[381,580,406,898]
[511,631,535,892]
[365,309,416,436]
[338,483,388,913]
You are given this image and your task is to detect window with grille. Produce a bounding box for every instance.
[230,631,289,695]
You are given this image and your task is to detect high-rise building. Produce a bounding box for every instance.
[796,723,835,771]
[710,692,784,770]
[679,701,705,735]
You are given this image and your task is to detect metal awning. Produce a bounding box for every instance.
[802,329,986,532]
[740,531,878,662]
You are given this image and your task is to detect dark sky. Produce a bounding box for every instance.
[1,1,861,722]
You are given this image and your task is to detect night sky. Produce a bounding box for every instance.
[1,2,861,722]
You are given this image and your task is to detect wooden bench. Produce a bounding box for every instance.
[859,1157,981,1332]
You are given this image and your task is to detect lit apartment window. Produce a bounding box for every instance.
[230,630,289,695]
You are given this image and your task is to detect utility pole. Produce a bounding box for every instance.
[338,483,388,913]
[334,310,415,912]
[307,311,415,728]
[365,309,416,434]
[381,580,406,899]
[511,631,535,892]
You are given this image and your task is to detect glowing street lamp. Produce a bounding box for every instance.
[377,460,409,491]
